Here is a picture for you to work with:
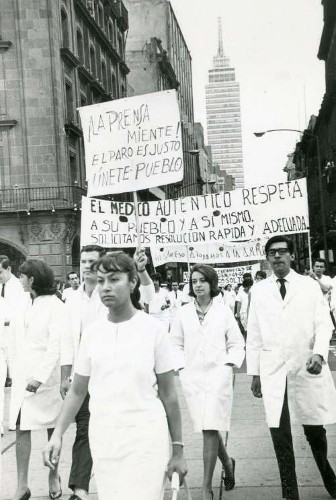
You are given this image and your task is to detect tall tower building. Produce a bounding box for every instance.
[205,18,244,189]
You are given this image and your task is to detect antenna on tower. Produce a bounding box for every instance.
[217,17,224,57]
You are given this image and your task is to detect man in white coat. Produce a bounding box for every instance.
[0,255,28,435]
[61,245,155,500]
[247,235,336,500]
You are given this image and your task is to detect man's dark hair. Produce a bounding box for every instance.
[313,258,326,266]
[0,255,10,269]
[67,270,79,280]
[151,272,162,284]
[255,270,267,280]
[265,236,294,255]
[242,276,254,289]
[81,245,106,257]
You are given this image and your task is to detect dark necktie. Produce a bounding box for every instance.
[175,291,177,299]
[1,283,5,298]
[277,278,286,300]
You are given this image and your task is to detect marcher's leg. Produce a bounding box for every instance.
[68,393,92,497]
[218,432,234,474]
[47,428,62,496]
[14,428,31,500]
[303,425,336,496]
[0,347,7,434]
[270,388,299,499]
[202,430,220,500]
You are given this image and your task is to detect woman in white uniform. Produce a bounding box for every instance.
[43,251,187,500]
[170,264,245,500]
[10,260,65,500]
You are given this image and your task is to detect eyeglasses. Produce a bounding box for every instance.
[267,248,290,257]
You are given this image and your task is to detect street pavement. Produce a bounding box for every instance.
[2,350,336,500]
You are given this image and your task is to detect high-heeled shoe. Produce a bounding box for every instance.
[223,457,236,491]
[17,489,31,500]
[49,475,62,499]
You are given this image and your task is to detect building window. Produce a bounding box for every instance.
[76,29,84,62]
[69,150,78,185]
[118,34,123,59]
[98,3,104,29]
[90,45,96,77]
[101,60,107,89]
[111,72,117,98]
[65,82,74,121]
[108,21,115,46]
[61,8,69,49]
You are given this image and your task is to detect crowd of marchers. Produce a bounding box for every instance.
[1,236,336,500]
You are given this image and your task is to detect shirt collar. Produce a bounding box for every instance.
[270,268,295,283]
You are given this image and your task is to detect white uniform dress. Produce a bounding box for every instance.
[75,311,175,500]
[170,295,245,432]
[9,295,66,430]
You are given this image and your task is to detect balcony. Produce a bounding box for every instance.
[0,186,86,213]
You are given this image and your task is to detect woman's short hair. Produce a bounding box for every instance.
[19,259,56,296]
[91,251,141,310]
[189,264,220,298]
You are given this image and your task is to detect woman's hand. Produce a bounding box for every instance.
[26,379,41,393]
[167,451,188,486]
[43,434,62,470]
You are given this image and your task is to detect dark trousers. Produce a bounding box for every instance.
[68,393,93,492]
[270,388,336,499]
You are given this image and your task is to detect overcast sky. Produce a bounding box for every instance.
[169,0,325,187]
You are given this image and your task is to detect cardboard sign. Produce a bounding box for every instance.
[78,90,183,196]
[81,179,309,247]
[150,240,267,266]
[183,263,261,286]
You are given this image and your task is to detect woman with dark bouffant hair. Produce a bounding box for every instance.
[9,259,68,500]
[43,251,187,500]
[171,263,245,500]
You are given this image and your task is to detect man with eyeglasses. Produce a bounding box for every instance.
[247,235,336,500]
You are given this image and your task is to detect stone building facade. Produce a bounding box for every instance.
[0,0,129,277]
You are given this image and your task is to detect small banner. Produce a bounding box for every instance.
[183,263,261,286]
[150,240,267,266]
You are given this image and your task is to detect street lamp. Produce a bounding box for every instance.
[254,128,328,269]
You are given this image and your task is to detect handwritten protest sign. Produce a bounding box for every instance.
[183,264,261,286]
[78,90,183,196]
[81,178,309,247]
[150,240,267,267]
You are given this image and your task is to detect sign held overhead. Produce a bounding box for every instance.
[78,90,183,196]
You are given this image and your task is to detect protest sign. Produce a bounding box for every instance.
[78,90,183,196]
[150,240,267,267]
[81,178,309,247]
[183,263,261,286]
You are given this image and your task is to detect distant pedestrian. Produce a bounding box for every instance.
[62,271,80,302]
[170,264,245,500]
[44,251,187,500]
[147,273,171,328]
[234,276,253,339]
[247,235,336,500]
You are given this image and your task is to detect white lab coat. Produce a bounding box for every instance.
[170,295,245,432]
[247,270,336,428]
[9,295,67,430]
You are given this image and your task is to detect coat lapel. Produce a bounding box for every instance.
[283,271,300,306]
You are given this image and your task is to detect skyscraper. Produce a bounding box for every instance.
[205,18,244,189]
